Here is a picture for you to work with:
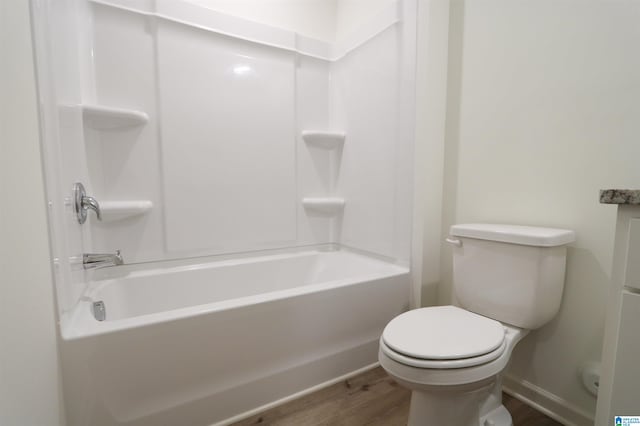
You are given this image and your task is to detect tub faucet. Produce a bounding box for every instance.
[83,250,124,269]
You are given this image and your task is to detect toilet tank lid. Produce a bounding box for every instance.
[450,224,575,247]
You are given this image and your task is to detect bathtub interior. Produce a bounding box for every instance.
[64,246,410,339]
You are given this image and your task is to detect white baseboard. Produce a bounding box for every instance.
[503,374,594,426]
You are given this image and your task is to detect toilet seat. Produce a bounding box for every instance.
[381,306,506,369]
[380,337,506,369]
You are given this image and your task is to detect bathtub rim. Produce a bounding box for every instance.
[62,246,409,341]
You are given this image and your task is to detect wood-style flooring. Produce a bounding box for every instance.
[232,367,561,426]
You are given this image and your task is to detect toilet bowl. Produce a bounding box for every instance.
[379,306,528,426]
[379,224,575,426]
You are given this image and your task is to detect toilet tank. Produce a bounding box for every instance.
[449,224,575,329]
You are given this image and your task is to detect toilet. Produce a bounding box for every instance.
[379,224,575,426]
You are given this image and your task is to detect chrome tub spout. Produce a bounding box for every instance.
[83,250,124,269]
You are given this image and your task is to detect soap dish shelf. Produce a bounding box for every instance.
[301,131,345,149]
[82,104,149,130]
[302,197,345,214]
[99,200,153,221]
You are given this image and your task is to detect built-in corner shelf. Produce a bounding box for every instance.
[100,200,153,221]
[302,197,345,214]
[82,104,149,130]
[301,131,345,149]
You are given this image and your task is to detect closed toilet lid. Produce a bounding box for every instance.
[382,306,505,360]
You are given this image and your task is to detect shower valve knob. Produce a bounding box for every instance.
[73,182,102,224]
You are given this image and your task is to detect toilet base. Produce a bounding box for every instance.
[480,405,513,426]
[407,392,512,426]
[406,379,511,426]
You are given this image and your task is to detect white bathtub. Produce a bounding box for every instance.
[60,248,410,426]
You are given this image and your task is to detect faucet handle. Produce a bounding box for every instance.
[74,182,102,224]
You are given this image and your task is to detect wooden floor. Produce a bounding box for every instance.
[232,367,561,426]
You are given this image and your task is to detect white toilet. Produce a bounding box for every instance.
[379,224,575,426]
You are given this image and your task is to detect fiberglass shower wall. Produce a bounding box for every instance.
[32,0,416,325]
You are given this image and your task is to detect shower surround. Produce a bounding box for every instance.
[30,0,417,424]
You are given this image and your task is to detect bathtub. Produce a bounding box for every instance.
[60,248,410,426]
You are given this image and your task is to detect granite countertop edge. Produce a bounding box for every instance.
[600,189,640,205]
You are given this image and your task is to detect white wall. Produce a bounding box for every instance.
[332,25,403,259]
[414,0,450,306]
[183,0,398,44]
[439,0,640,421]
[331,0,416,264]
[184,0,338,42]
[335,0,394,42]
[0,1,65,425]
[83,2,333,265]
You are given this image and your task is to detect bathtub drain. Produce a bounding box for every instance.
[92,301,106,321]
